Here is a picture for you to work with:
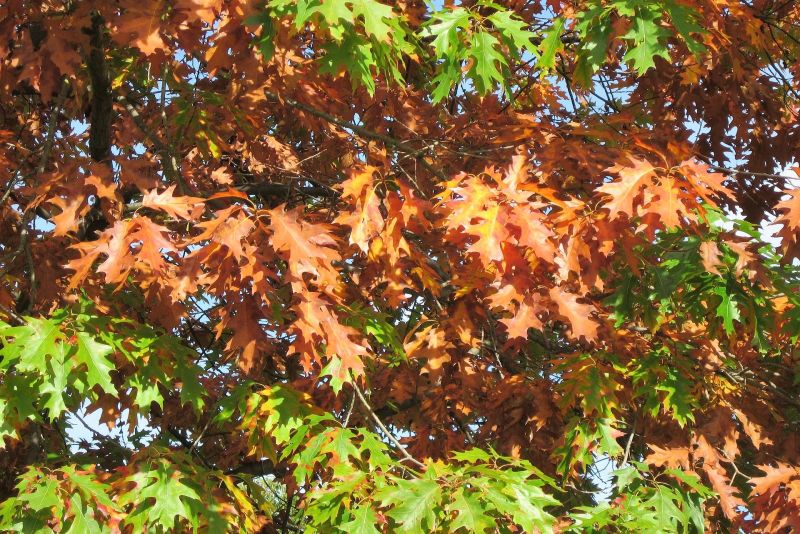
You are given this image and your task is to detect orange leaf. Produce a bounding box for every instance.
[548,286,599,341]
[597,157,657,220]
[141,185,204,220]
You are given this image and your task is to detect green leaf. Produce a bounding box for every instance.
[574,6,611,84]
[349,0,394,40]
[63,495,103,534]
[488,10,535,53]
[128,368,166,411]
[122,462,202,530]
[664,2,706,55]
[430,60,462,102]
[425,7,471,57]
[714,285,741,335]
[340,505,380,534]
[614,465,639,490]
[379,477,441,532]
[469,31,506,94]
[63,467,117,511]
[539,17,566,69]
[307,0,353,40]
[39,345,70,419]
[19,478,60,512]
[320,35,378,95]
[452,448,493,464]
[320,427,360,465]
[447,488,493,533]
[655,365,697,427]
[3,318,63,373]
[74,332,116,395]
[664,468,715,498]
[357,428,393,468]
[482,478,557,533]
[621,8,671,73]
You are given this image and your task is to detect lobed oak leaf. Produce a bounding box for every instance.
[118,157,160,191]
[339,166,379,201]
[209,166,233,185]
[548,286,599,341]
[503,154,530,192]
[465,204,511,265]
[193,206,255,261]
[646,444,691,470]
[647,175,691,227]
[699,241,723,276]
[49,195,89,237]
[128,217,175,274]
[294,292,335,345]
[679,160,734,202]
[704,465,745,520]
[733,409,771,449]
[597,157,658,220]
[441,175,495,232]
[85,169,120,202]
[501,297,544,340]
[141,185,204,220]
[113,1,168,56]
[319,314,368,393]
[95,220,137,284]
[751,463,799,496]
[337,187,384,253]
[510,205,555,262]
[223,299,267,373]
[268,205,340,277]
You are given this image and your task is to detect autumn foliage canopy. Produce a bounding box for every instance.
[3,0,800,531]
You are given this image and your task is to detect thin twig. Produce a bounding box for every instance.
[264,91,447,185]
[352,383,425,468]
[621,416,637,467]
[13,79,70,313]
[343,391,356,428]
[119,94,186,191]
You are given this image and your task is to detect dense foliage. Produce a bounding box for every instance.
[2,0,800,531]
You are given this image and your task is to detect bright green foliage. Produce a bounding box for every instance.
[0,300,206,441]
[621,7,672,73]
[378,477,442,531]
[629,346,699,428]
[74,332,116,395]
[469,31,507,95]
[568,464,715,532]
[340,303,406,362]
[0,466,118,533]
[423,4,538,100]
[265,0,413,93]
[574,0,706,80]
[255,0,707,98]
[539,17,567,70]
[226,383,562,532]
[0,453,255,532]
[606,224,774,351]
[118,451,216,531]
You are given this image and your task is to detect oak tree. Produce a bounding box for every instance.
[1,0,800,531]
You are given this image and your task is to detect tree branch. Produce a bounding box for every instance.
[88,13,112,164]
[353,383,425,468]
